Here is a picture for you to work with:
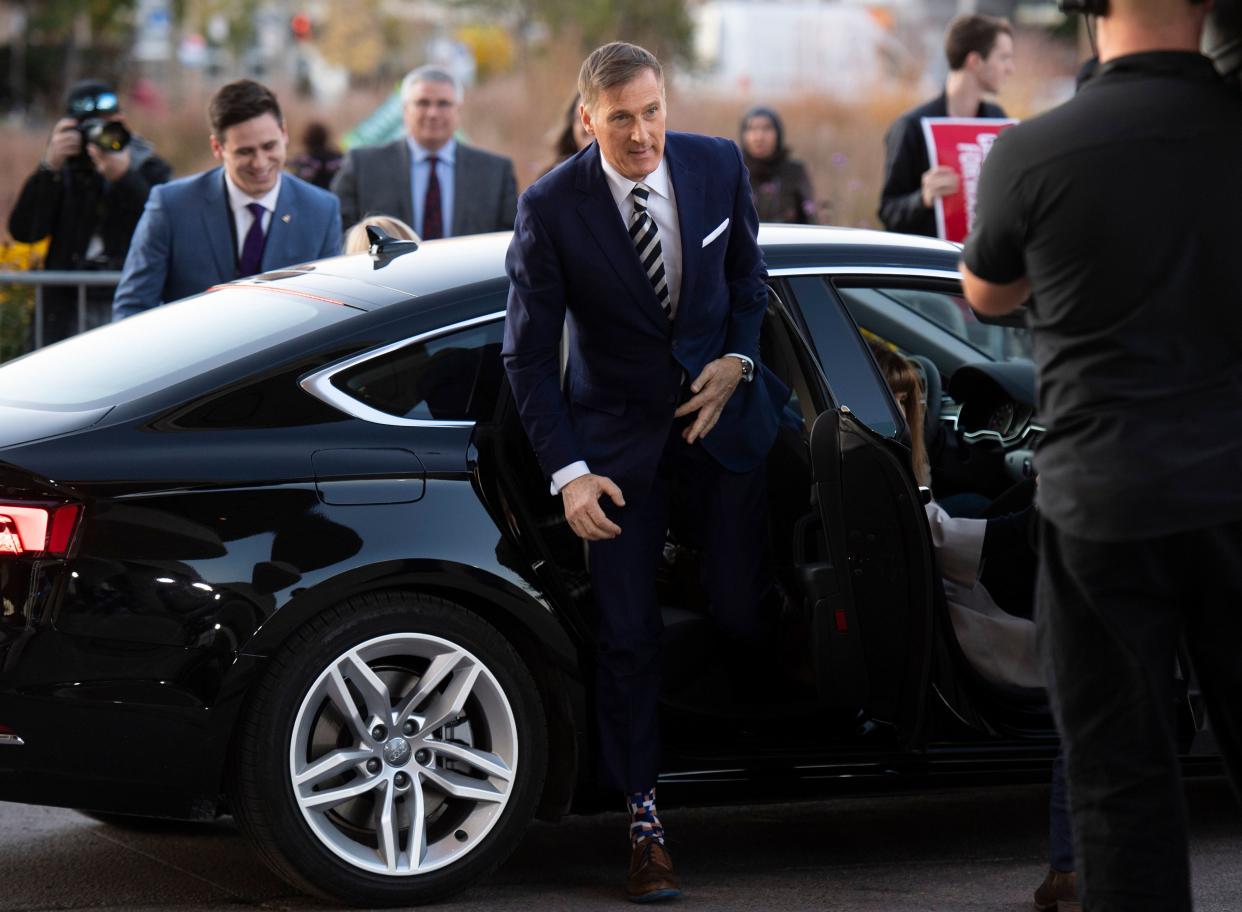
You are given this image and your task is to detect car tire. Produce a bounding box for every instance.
[229,590,548,907]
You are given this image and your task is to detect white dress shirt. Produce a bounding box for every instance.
[407,137,456,239]
[600,153,683,318]
[224,172,282,258]
[550,153,752,495]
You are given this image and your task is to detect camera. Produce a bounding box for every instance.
[78,118,131,153]
[64,84,130,159]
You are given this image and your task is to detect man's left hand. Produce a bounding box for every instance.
[674,357,744,444]
[87,144,131,183]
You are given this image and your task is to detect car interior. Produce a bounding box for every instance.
[834,283,1059,733]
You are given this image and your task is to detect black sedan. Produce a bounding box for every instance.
[0,227,1212,906]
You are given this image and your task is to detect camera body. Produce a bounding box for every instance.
[77,118,132,154]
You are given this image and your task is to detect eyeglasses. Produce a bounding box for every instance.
[68,92,119,116]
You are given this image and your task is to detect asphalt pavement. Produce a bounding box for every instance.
[1,777,1239,911]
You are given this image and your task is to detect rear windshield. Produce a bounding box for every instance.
[0,287,358,411]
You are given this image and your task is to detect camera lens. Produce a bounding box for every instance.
[85,120,131,153]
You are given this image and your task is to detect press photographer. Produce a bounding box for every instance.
[8,80,171,344]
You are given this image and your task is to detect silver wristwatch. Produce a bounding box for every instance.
[732,355,755,382]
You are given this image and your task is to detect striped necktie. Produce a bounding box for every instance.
[629,185,672,319]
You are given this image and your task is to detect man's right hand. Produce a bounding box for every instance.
[44,119,83,170]
[562,473,625,541]
[921,166,960,208]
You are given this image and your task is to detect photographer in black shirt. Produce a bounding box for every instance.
[960,0,1242,908]
[8,81,171,344]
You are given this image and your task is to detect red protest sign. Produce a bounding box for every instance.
[920,117,1018,243]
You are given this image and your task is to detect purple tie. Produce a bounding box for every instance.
[238,201,267,277]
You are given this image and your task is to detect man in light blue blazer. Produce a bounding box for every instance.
[113,80,341,320]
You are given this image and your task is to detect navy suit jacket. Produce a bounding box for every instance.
[502,133,787,493]
[113,167,342,319]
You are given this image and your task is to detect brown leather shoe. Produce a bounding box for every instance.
[626,840,681,903]
[1033,868,1078,912]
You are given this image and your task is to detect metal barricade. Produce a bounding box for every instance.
[0,270,122,358]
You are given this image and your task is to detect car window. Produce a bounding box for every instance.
[0,288,358,411]
[786,275,903,438]
[332,319,505,423]
[170,352,358,430]
[836,286,1032,362]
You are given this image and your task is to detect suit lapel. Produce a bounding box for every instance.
[201,169,236,280]
[262,178,296,269]
[452,142,469,235]
[394,139,414,227]
[665,137,705,326]
[574,147,672,334]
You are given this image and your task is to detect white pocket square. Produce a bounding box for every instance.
[701,218,729,248]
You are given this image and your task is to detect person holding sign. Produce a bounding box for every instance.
[878,14,1015,238]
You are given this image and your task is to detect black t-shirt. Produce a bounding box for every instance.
[963,52,1242,541]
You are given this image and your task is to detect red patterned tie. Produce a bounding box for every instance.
[422,156,442,240]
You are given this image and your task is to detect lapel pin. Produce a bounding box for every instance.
[281,214,292,223]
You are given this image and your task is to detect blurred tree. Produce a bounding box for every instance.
[27,0,137,37]
[317,0,387,77]
[177,0,256,60]
[23,0,139,93]
[457,24,516,80]
[453,0,694,67]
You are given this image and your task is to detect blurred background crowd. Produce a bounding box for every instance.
[0,0,1084,358]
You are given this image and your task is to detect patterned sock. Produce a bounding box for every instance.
[626,787,665,846]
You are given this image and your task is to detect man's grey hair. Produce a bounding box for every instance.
[401,65,462,104]
[578,42,664,113]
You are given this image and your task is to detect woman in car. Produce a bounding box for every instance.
[870,341,1077,912]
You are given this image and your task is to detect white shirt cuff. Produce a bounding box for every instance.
[550,461,590,495]
[725,353,754,381]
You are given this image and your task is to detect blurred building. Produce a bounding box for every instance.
[688,0,1061,99]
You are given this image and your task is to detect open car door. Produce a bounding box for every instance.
[803,405,937,748]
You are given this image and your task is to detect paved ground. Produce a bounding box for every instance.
[1,777,1239,911]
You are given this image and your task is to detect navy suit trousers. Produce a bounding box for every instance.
[590,418,770,793]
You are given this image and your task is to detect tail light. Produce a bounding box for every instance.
[0,502,81,558]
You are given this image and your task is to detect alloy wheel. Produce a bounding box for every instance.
[288,632,519,875]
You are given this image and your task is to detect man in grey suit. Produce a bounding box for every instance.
[331,66,518,239]
[113,80,341,319]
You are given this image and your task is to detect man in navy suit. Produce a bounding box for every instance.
[502,42,785,902]
[112,80,341,319]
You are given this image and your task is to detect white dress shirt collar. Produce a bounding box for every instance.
[599,151,670,210]
[223,170,282,214]
[407,137,457,165]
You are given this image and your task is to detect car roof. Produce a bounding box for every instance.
[258,225,962,309]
